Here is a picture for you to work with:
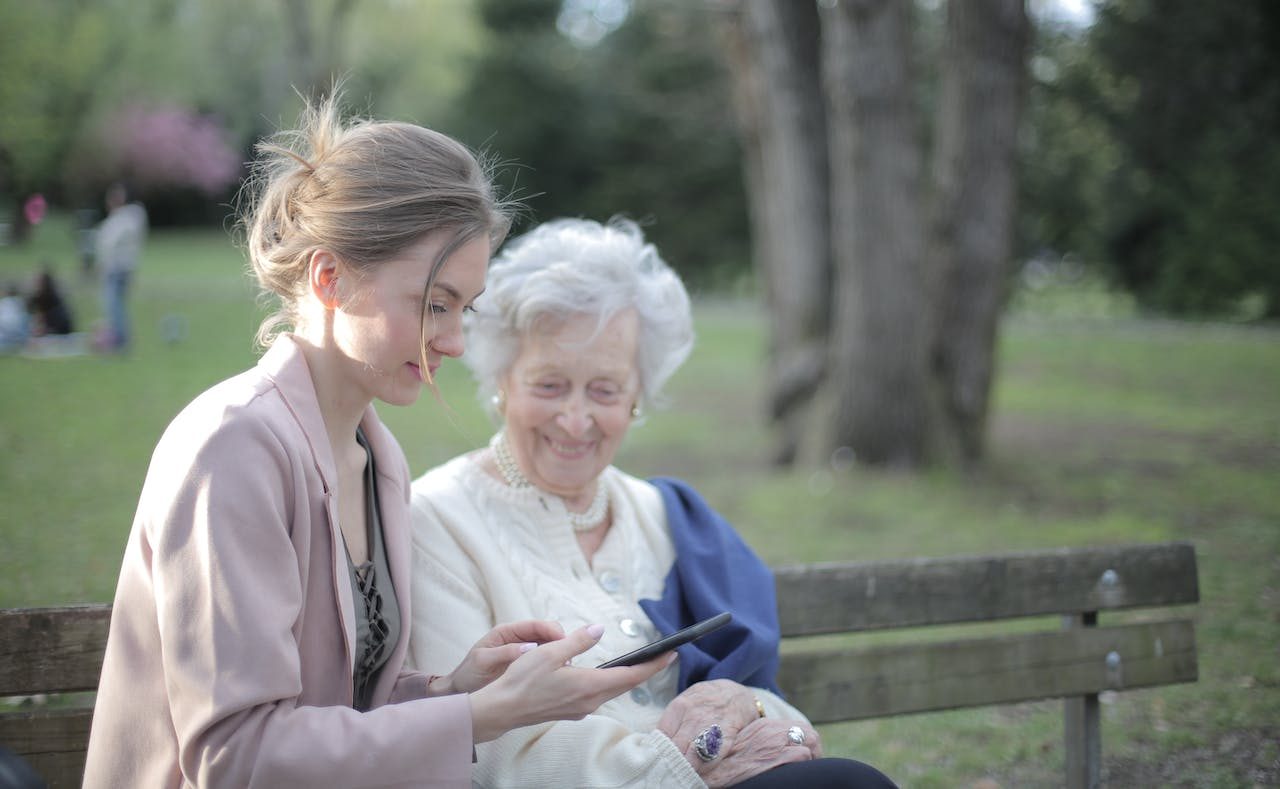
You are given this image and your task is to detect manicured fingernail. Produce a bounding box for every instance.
[586,624,605,640]
[519,642,537,654]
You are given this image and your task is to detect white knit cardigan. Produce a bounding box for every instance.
[407,453,808,788]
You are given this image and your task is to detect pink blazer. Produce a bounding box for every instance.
[84,336,473,788]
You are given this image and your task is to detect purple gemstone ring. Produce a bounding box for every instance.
[692,724,723,762]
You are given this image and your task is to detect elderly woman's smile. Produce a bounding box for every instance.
[501,309,640,508]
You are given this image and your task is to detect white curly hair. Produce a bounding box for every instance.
[463,217,694,420]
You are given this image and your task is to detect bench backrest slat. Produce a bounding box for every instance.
[1,544,1200,692]
[774,541,1199,637]
[0,708,93,788]
[0,542,1200,788]
[778,619,1198,723]
[0,605,112,696]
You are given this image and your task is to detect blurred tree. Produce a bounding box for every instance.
[926,0,1028,461]
[0,2,124,238]
[446,0,750,286]
[102,105,244,225]
[281,0,360,101]
[720,1,831,466]
[721,0,1028,468]
[822,0,934,467]
[1052,0,1280,317]
[1016,21,1116,270]
[0,0,483,224]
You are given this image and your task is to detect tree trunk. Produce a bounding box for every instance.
[719,0,1028,471]
[719,0,831,466]
[928,0,1029,464]
[823,0,933,467]
[281,0,359,98]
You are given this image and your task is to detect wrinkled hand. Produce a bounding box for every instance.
[698,718,822,788]
[656,681,823,785]
[431,620,568,696]
[656,680,760,763]
[468,624,673,744]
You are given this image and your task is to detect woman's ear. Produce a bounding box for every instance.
[307,249,342,309]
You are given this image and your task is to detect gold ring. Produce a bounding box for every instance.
[754,697,766,718]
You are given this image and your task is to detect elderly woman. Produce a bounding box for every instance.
[407,219,895,788]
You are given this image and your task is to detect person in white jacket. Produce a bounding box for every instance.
[94,182,147,350]
[409,218,896,788]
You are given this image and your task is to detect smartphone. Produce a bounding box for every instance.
[596,611,732,668]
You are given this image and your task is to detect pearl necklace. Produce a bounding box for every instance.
[490,433,610,532]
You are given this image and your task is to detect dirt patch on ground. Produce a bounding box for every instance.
[990,410,1279,473]
[1104,727,1280,787]
[980,412,1279,523]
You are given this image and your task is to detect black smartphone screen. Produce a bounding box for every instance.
[596,611,732,668]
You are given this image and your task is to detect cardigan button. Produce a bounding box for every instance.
[598,570,621,593]
[630,686,652,705]
[618,617,641,638]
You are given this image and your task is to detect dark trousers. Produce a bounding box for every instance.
[103,269,131,349]
[732,757,897,788]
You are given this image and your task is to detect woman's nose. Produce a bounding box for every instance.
[431,318,465,358]
[556,394,593,436]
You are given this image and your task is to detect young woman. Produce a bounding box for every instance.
[82,99,668,789]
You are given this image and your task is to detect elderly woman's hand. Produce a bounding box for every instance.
[656,680,775,776]
[656,679,759,748]
[699,718,822,787]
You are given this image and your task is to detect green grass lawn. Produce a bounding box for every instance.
[2,221,1277,786]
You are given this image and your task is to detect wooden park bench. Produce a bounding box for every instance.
[1,541,1198,788]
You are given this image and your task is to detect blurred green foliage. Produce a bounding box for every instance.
[445,0,749,288]
[4,0,1279,315]
[1023,0,1280,318]
[0,0,484,212]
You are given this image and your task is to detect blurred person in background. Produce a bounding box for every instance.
[408,218,896,788]
[83,96,669,789]
[26,265,75,337]
[93,182,147,351]
[0,281,30,352]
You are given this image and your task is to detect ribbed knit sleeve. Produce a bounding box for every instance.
[473,719,703,789]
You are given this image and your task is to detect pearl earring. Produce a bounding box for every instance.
[491,390,506,411]
[630,404,641,419]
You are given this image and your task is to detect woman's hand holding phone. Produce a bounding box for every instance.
[466,622,674,743]
[597,612,732,668]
